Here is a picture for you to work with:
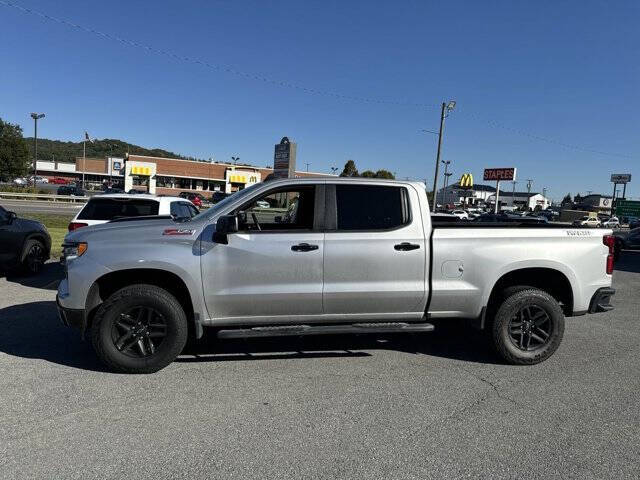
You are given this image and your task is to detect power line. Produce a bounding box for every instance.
[1,0,636,160]
[455,108,635,159]
[0,1,439,110]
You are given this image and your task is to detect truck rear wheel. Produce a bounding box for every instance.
[91,285,188,373]
[491,288,564,365]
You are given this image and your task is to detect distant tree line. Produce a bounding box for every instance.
[0,117,30,181]
[339,159,395,179]
[23,137,194,163]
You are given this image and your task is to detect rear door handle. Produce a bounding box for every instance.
[394,242,420,251]
[291,243,319,252]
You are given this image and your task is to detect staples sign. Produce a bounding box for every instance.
[483,168,516,182]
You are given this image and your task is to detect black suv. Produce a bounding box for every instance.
[0,205,51,274]
[57,185,86,196]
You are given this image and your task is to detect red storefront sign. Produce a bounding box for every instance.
[483,168,516,181]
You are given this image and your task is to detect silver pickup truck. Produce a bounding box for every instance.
[57,178,616,373]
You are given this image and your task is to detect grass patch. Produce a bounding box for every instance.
[21,213,73,258]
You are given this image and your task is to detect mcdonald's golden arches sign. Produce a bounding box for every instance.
[459,173,473,189]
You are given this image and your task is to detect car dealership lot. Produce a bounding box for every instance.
[1,254,639,479]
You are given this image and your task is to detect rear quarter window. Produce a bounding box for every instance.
[77,199,159,220]
[335,184,410,231]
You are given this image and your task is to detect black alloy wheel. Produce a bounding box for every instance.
[111,306,167,358]
[23,240,45,274]
[507,305,552,351]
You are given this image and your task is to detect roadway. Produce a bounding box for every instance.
[1,252,639,479]
[0,199,83,216]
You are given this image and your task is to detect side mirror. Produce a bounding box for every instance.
[213,215,238,244]
[7,211,17,224]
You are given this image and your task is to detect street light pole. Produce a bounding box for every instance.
[305,162,311,172]
[30,113,45,185]
[431,101,456,212]
[512,180,517,207]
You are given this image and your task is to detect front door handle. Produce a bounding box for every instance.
[291,243,319,252]
[394,242,420,251]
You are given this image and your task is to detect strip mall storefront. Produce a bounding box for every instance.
[36,155,324,197]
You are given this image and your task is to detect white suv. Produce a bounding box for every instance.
[68,194,198,231]
[572,216,601,228]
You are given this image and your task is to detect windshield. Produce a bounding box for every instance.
[190,183,263,222]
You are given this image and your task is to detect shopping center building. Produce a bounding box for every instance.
[35,155,329,197]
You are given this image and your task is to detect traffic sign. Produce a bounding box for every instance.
[615,200,640,217]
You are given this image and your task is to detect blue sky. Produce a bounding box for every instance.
[1,0,638,200]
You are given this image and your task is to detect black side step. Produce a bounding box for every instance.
[217,322,435,339]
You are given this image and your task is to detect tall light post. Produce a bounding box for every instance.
[305,162,311,172]
[512,180,517,208]
[441,159,451,206]
[30,113,45,185]
[431,100,456,212]
[330,167,338,175]
[231,156,239,166]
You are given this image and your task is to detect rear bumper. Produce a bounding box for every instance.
[588,287,615,313]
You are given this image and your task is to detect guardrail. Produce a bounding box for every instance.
[0,192,90,202]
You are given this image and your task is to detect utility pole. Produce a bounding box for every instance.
[526,179,533,195]
[430,101,456,212]
[30,113,45,185]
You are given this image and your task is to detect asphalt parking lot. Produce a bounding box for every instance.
[1,253,639,479]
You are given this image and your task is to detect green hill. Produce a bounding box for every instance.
[24,137,200,163]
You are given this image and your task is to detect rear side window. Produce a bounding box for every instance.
[170,201,196,219]
[335,185,409,231]
[78,199,159,220]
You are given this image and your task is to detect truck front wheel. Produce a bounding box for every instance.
[491,288,565,365]
[91,285,188,373]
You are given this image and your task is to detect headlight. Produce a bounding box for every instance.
[62,242,87,261]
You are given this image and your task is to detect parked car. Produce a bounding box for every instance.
[211,191,231,204]
[12,177,27,186]
[49,177,71,185]
[602,216,620,229]
[613,228,640,260]
[102,187,125,194]
[629,217,640,230]
[28,175,49,184]
[450,209,469,220]
[0,205,51,274]
[178,192,206,208]
[57,178,615,373]
[572,216,601,228]
[67,194,199,231]
[473,213,547,224]
[57,185,86,196]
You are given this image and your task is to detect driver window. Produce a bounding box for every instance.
[236,186,315,231]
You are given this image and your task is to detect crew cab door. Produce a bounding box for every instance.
[201,184,325,321]
[322,183,428,316]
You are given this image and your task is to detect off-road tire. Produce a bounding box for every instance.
[91,284,188,373]
[491,288,565,365]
